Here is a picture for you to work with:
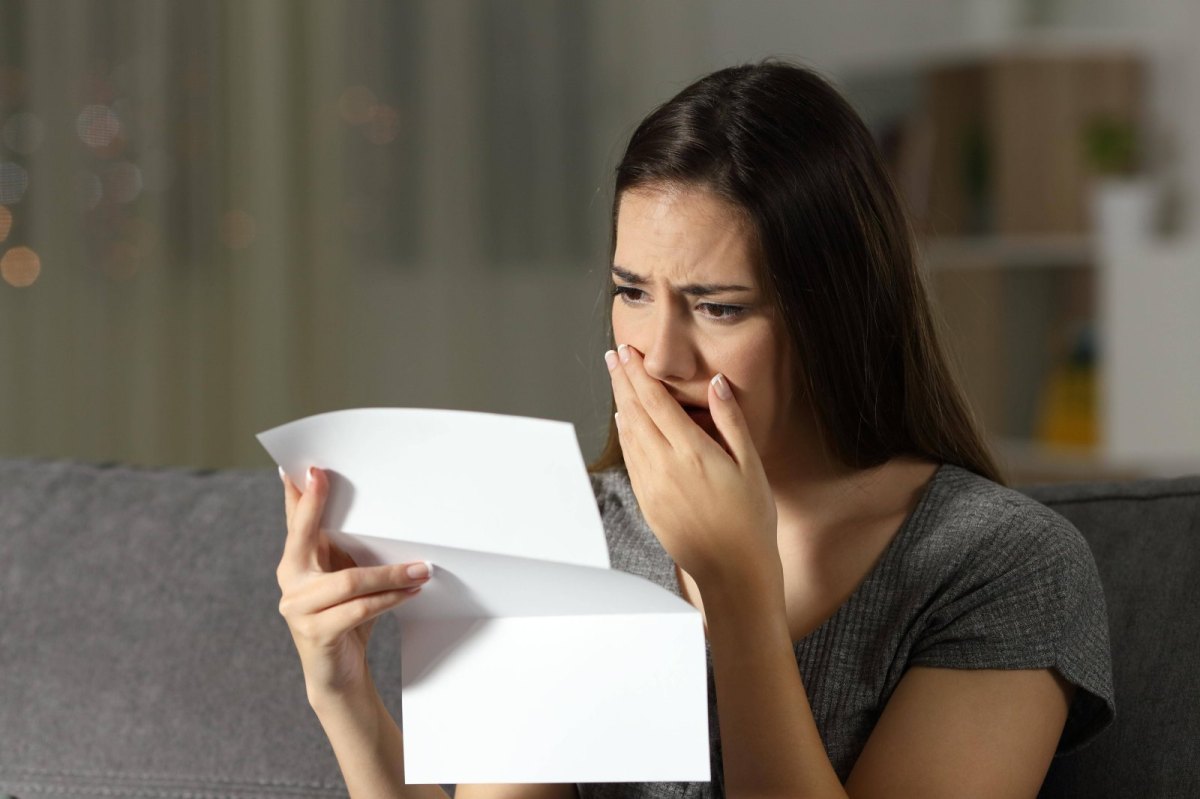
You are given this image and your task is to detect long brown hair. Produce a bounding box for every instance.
[589,59,1003,485]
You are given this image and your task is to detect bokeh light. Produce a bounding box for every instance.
[364,104,401,145]
[1,245,41,287]
[338,85,377,126]
[136,98,168,143]
[76,171,103,209]
[74,73,116,105]
[220,210,257,250]
[102,161,143,204]
[2,112,46,155]
[139,148,173,194]
[0,162,29,204]
[102,240,140,281]
[111,97,137,136]
[0,66,26,105]
[0,206,11,242]
[121,215,160,258]
[177,119,208,159]
[76,104,121,149]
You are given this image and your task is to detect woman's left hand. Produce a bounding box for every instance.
[606,343,782,594]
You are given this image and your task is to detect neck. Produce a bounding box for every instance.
[762,441,937,546]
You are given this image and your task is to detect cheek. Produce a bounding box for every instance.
[729,340,790,434]
[610,304,642,349]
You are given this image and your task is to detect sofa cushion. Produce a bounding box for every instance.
[1021,474,1200,799]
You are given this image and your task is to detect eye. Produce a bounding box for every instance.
[612,285,748,322]
[698,302,747,321]
[610,285,646,304]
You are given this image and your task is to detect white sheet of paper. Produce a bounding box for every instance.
[257,408,710,784]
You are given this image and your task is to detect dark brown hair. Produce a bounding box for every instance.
[589,59,1003,484]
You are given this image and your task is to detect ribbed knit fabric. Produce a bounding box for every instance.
[577,463,1115,798]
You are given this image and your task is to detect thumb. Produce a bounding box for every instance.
[708,373,758,467]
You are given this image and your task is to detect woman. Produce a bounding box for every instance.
[276,60,1114,798]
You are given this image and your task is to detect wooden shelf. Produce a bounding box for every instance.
[922,235,1094,270]
[996,437,1200,484]
[837,30,1166,79]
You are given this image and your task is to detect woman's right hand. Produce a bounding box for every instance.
[276,466,431,705]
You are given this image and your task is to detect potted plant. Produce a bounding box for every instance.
[1084,114,1157,254]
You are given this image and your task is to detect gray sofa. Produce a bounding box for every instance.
[1,456,1197,798]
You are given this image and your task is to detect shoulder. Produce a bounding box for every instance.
[899,463,1106,649]
[901,464,1098,592]
[902,465,1115,752]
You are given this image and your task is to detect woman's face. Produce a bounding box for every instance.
[611,185,805,467]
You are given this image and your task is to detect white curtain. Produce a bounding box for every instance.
[0,0,710,468]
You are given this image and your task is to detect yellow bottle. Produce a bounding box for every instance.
[1035,324,1098,449]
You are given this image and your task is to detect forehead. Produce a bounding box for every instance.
[614,187,759,284]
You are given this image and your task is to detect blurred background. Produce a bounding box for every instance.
[0,0,1197,483]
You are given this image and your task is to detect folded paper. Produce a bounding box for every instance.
[257,408,710,784]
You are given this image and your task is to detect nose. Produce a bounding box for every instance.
[639,300,698,383]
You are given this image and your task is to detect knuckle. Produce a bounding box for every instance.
[682,447,705,473]
[334,569,359,596]
[643,391,668,416]
[346,599,373,626]
[293,616,318,641]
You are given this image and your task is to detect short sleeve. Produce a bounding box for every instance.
[908,508,1116,756]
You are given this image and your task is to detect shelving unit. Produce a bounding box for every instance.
[845,41,1200,483]
[924,250,1101,483]
[708,5,1200,483]
[923,235,1093,270]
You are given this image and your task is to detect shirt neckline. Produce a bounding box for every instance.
[628,461,953,646]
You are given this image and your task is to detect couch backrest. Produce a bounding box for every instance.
[1,458,1197,797]
[0,458,387,797]
[1021,474,1200,799]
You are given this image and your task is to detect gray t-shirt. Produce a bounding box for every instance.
[577,462,1115,798]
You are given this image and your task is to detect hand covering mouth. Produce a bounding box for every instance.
[670,395,709,413]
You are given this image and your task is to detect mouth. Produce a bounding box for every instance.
[673,396,732,453]
[679,401,714,429]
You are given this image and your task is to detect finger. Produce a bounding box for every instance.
[708,372,760,469]
[280,467,299,520]
[616,343,704,448]
[280,561,434,617]
[280,466,328,574]
[613,409,649,484]
[319,585,424,637]
[605,346,669,451]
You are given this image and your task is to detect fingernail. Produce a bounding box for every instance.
[604,350,618,371]
[406,561,431,580]
[712,373,733,400]
[306,467,316,488]
[614,411,621,428]
[278,466,286,483]
[617,344,631,363]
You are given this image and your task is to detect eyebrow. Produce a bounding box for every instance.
[610,265,754,298]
